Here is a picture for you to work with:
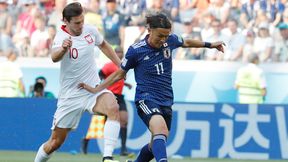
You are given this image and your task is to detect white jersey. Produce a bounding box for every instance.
[52,24,103,99]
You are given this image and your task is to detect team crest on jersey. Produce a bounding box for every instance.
[163,48,171,59]
[84,34,94,44]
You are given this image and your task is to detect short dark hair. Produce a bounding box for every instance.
[62,2,83,22]
[146,12,171,29]
[35,76,47,84]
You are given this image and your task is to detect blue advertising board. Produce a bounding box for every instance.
[0,98,287,160]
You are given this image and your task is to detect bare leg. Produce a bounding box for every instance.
[92,92,120,161]
[120,110,128,155]
[34,127,70,162]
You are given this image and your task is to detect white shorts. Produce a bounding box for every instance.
[51,89,112,130]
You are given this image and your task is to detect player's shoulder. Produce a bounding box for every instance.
[168,33,183,43]
[130,39,147,49]
[83,24,98,32]
[82,24,102,35]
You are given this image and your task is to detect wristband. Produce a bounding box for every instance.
[204,42,212,48]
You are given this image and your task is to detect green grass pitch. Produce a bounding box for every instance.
[0,150,287,162]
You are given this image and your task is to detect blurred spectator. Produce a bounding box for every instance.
[7,0,22,27]
[228,0,242,21]
[261,0,285,26]
[240,0,262,28]
[280,7,288,24]
[84,0,103,33]
[102,0,125,47]
[222,19,245,61]
[39,0,55,15]
[32,82,44,97]
[30,16,50,57]
[123,21,146,53]
[254,10,270,28]
[253,22,274,62]
[47,24,56,50]
[119,0,146,26]
[234,53,267,104]
[175,19,204,60]
[14,0,41,39]
[0,0,13,36]
[163,0,180,22]
[0,48,25,97]
[274,23,288,62]
[47,0,66,29]
[147,0,172,20]
[179,0,210,20]
[242,29,256,62]
[204,19,228,60]
[199,11,215,41]
[0,32,14,56]
[208,0,230,25]
[29,76,55,99]
[16,31,33,57]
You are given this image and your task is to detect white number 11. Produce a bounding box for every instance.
[155,62,164,75]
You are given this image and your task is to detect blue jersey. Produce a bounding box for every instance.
[121,34,183,106]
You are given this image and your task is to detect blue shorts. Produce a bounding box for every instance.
[135,100,172,130]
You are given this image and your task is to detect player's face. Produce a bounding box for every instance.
[65,14,84,36]
[148,28,171,48]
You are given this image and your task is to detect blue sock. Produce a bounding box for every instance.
[135,144,154,162]
[152,134,167,162]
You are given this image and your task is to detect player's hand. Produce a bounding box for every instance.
[62,36,72,51]
[211,41,225,53]
[78,83,97,94]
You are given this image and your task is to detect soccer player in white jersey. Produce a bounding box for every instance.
[34,2,121,162]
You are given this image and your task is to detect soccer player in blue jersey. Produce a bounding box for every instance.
[78,12,225,162]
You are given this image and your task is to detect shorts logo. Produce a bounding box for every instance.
[163,48,171,59]
[152,108,160,113]
[84,34,94,44]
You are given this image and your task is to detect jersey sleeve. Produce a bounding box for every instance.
[170,34,184,49]
[51,31,64,49]
[120,46,137,71]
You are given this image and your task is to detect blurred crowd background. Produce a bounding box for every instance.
[0,0,288,63]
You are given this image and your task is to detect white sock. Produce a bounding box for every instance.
[34,143,52,162]
[103,119,120,157]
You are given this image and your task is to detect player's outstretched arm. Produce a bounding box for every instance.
[182,39,225,53]
[78,68,127,94]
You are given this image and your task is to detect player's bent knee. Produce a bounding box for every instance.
[106,103,120,119]
[150,122,169,136]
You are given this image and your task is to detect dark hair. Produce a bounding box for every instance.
[34,82,44,93]
[146,12,171,29]
[62,2,83,22]
[36,76,47,84]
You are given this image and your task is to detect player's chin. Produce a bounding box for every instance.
[75,30,82,36]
